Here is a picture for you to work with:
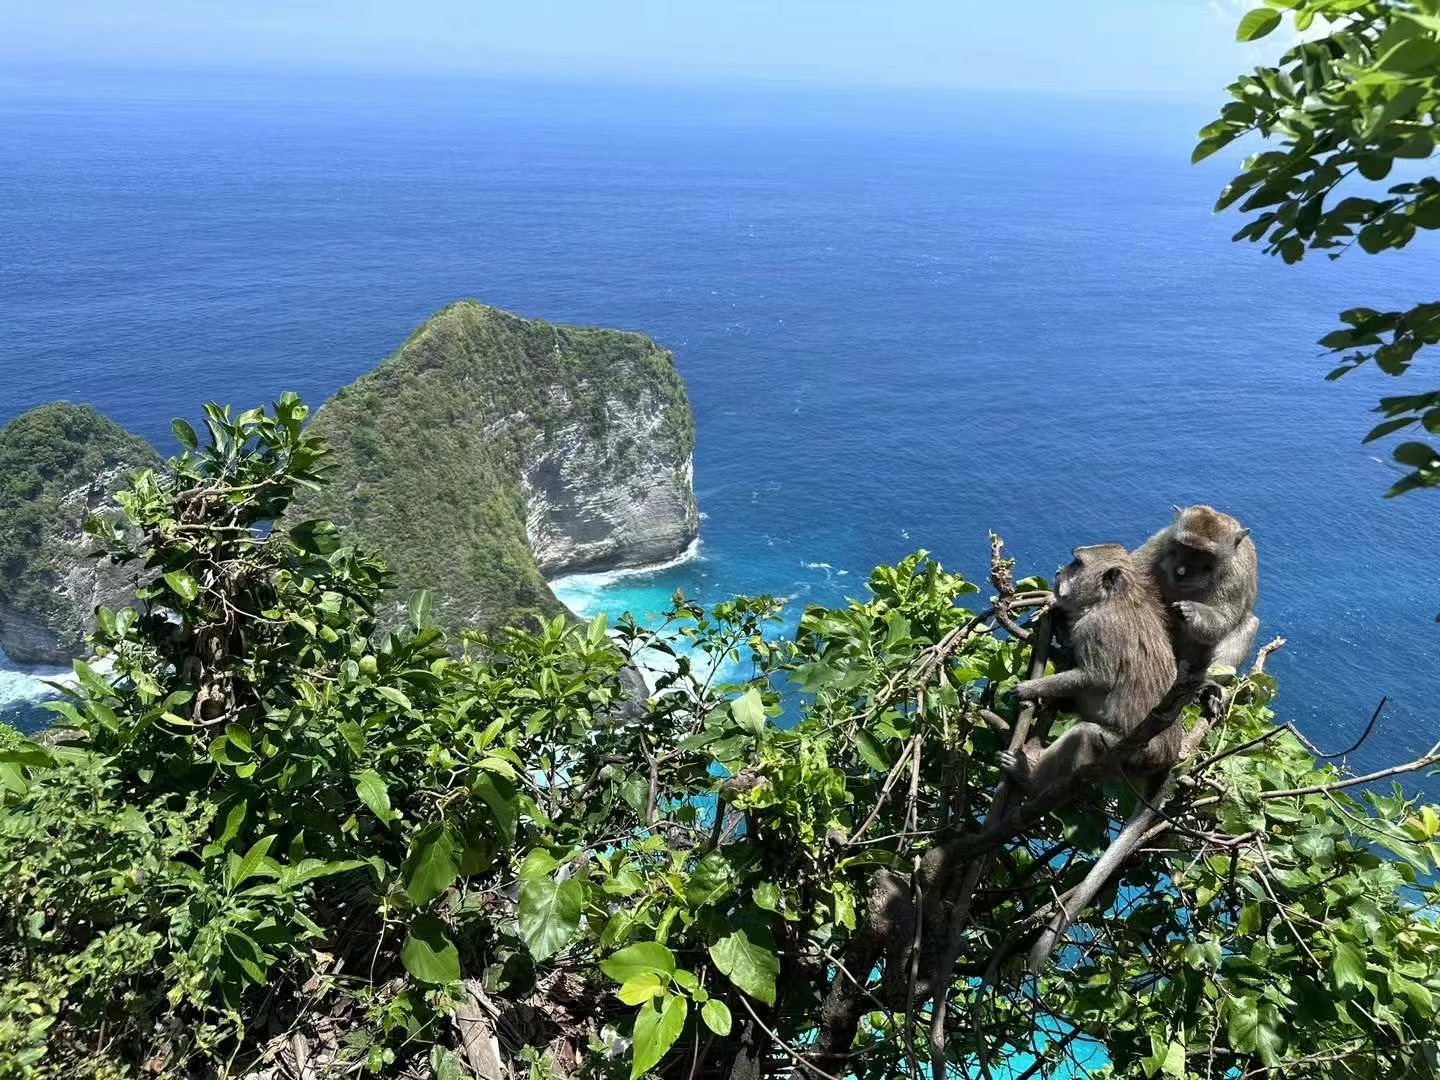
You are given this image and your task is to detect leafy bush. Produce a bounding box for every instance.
[2,396,1439,1079]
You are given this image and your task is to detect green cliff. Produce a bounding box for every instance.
[0,403,157,663]
[305,301,699,631]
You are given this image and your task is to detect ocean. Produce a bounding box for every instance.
[1,69,1437,787]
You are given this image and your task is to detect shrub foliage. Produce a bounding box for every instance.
[1,396,1438,1079]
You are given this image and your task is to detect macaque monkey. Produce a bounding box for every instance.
[1134,505,1259,672]
[999,544,1179,793]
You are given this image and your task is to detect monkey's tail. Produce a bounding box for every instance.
[1026,772,1173,972]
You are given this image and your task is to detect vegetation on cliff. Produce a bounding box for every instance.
[1,395,1437,1080]
[0,403,156,655]
[303,301,697,632]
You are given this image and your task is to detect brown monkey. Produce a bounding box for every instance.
[998,544,1179,793]
[1133,505,1258,673]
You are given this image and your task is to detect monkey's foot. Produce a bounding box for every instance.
[1198,679,1224,718]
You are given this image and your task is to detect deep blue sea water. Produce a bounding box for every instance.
[2,70,1437,788]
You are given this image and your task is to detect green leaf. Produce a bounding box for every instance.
[70,659,110,698]
[518,850,584,961]
[601,941,678,983]
[631,993,687,1079]
[430,1046,463,1080]
[1161,1040,1186,1078]
[0,763,27,796]
[0,740,54,767]
[1193,132,1238,164]
[224,930,269,983]
[708,929,779,1005]
[402,824,460,906]
[1236,8,1281,42]
[286,857,369,886]
[214,799,247,850]
[339,721,366,757]
[408,588,435,629]
[855,730,891,772]
[1394,441,1438,468]
[1365,417,1418,443]
[229,835,277,890]
[472,772,517,844]
[701,998,733,1036]
[376,685,413,711]
[401,914,461,984]
[730,688,766,735]
[289,518,342,555]
[617,972,667,1005]
[163,570,200,603]
[686,850,735,908]
[1332,941,1367,994]
[354,769,396,824]
[171,418,199,450]
[752,882,783,914]
[1226,995,1284,1067]
[224,722,252,755]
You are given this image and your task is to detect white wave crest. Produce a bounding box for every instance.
[549,538,701,613]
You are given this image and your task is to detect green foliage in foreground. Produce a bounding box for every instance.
[1202,1,1440,497]
[2,396,1439,1080]
[0,402,156,628]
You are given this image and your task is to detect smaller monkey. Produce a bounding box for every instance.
[1133,505,1258,673]
[999,544,1179,794]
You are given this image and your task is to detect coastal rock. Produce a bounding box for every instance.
[0,405,157,664]
[524,388,697,575]
[305,301,699,630]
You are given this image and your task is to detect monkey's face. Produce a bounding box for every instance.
[1161,543,1217,594]
[1056,547,1129,611]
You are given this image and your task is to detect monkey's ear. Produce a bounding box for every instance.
[1102,565,1125,592]
[1171,504,1185,519]
[1234,528,1251,547]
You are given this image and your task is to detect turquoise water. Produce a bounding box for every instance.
[1,71,1437,788]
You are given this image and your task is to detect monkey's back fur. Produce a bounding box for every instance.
[1061,545,1180,772]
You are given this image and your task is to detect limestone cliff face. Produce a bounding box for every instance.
[523,388,698,575]
[0,406,157,665]
[306,301,699,631]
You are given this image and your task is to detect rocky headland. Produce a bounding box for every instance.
[0,301,699,663]
[304,300,698,631]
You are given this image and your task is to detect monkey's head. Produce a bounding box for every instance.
[1160,506,1252,595]
[1055,544,1136,612]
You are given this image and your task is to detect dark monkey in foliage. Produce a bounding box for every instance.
[999,544,1179,793]
[1134,504,1259,673]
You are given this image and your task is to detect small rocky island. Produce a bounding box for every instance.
[0,301,698,661]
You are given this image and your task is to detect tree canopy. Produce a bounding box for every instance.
[1198,0,1440,497]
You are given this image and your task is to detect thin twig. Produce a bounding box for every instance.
[1258,752,1440,800]
[734,995,844,1080]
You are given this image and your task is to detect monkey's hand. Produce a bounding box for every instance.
[1013,678,1043,701]
[1173,600,1226,642]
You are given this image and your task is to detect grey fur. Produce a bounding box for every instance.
[998,544,1179,793]
[1133,505,1259,673]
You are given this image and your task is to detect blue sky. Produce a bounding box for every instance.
[4,1,1283,99]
